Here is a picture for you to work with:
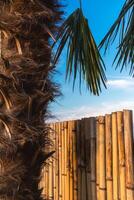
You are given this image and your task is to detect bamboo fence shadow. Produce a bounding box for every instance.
[39,110,134,200]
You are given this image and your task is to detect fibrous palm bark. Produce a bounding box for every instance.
[0,0,61,199]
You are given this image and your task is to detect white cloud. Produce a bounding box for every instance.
[48,77,134,122]
[49,100,134,122]
[107,78,134,89]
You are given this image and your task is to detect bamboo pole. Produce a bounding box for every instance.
[52,123,55,200]
[124,110,134,200]
[77,120,81,200]
[90,117,97,200]
[96,117,100,200]
[81,119,86,200]
[53,123,57,200]
[49,157,53,199]
[58,122,62,200]
[55,122,59,200]
[117,112,126,200]
[42,167,46,198]
[46,164,49,199]
[44,168,47,199]
[61,122,65,200]
[67,121,70,200]
[112,112,119,200]
[68,121,71,200]
[69,121,73,200]
[49,124,53,199]
[105,114,113,200]
[45,125,50,199]
[85,118,91,200]
[72,120,78,200]
[98,116,106,200]
[64,121,68,200]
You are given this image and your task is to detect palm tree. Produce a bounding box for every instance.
[0,0,106,199]
[100,0,134,74]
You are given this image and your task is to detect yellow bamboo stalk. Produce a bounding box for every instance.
[46,164,49,199]
[105,114,113,200]
[67,121,70,199]
[58,122,62,200]
[72,120,78,200]
[49,124,53,199]
[55,122,59,200]
[123,110,134,200]
[52,157,54,199]
[66,121,70,200]
[98,116,106,200]
[51,123,55,199]
[112,112,119,200]
[85,118,91,200]
[53,123,57,200]
[49,158,53,199]
[96,117,100,200]
[45,124,50,199]
[64,121,68,200]
[67,121,70,200]
[117,112,126,200]
[41,168,46,196]
[45,167,48,199]
[40,167,44,197]
[61,122,65,200]
[42,167,46,198]
[69,121,73,200]
[90,117,97,200]
[77,120,81,200]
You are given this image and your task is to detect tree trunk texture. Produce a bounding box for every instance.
[0,1,61,200]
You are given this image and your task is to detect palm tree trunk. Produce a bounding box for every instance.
[0,1,61,200]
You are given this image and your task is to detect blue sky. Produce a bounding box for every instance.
[49,0,134,121]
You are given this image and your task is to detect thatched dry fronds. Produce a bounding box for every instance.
[0,0,62,199]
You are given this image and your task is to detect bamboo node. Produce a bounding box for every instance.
[106,177,113,181]
[99,187,106,190]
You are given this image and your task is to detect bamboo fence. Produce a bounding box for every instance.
[40,110,134,200]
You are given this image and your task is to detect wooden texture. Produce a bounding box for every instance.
[124,110,134,200]
[117,112,126,200]
[39,110,134,200]
[98,116,106,200]
[96,117,100,200]
[112,112,119,200]
[105,115,113,200]
[85,118,91,200]
[90,117,97,200]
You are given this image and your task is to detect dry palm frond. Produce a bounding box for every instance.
[53,8,106,95]
[0,89,12,110]
[15,38,22,55]
[100,0,134,74]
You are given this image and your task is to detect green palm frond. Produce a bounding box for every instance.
[100,0,134,74]
[53,8,106,95]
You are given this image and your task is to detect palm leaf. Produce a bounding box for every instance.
[100,0,134,74]
[53,8,106,95]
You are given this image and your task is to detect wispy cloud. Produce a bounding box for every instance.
[107,78,134,89]
[49,100,134,122]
